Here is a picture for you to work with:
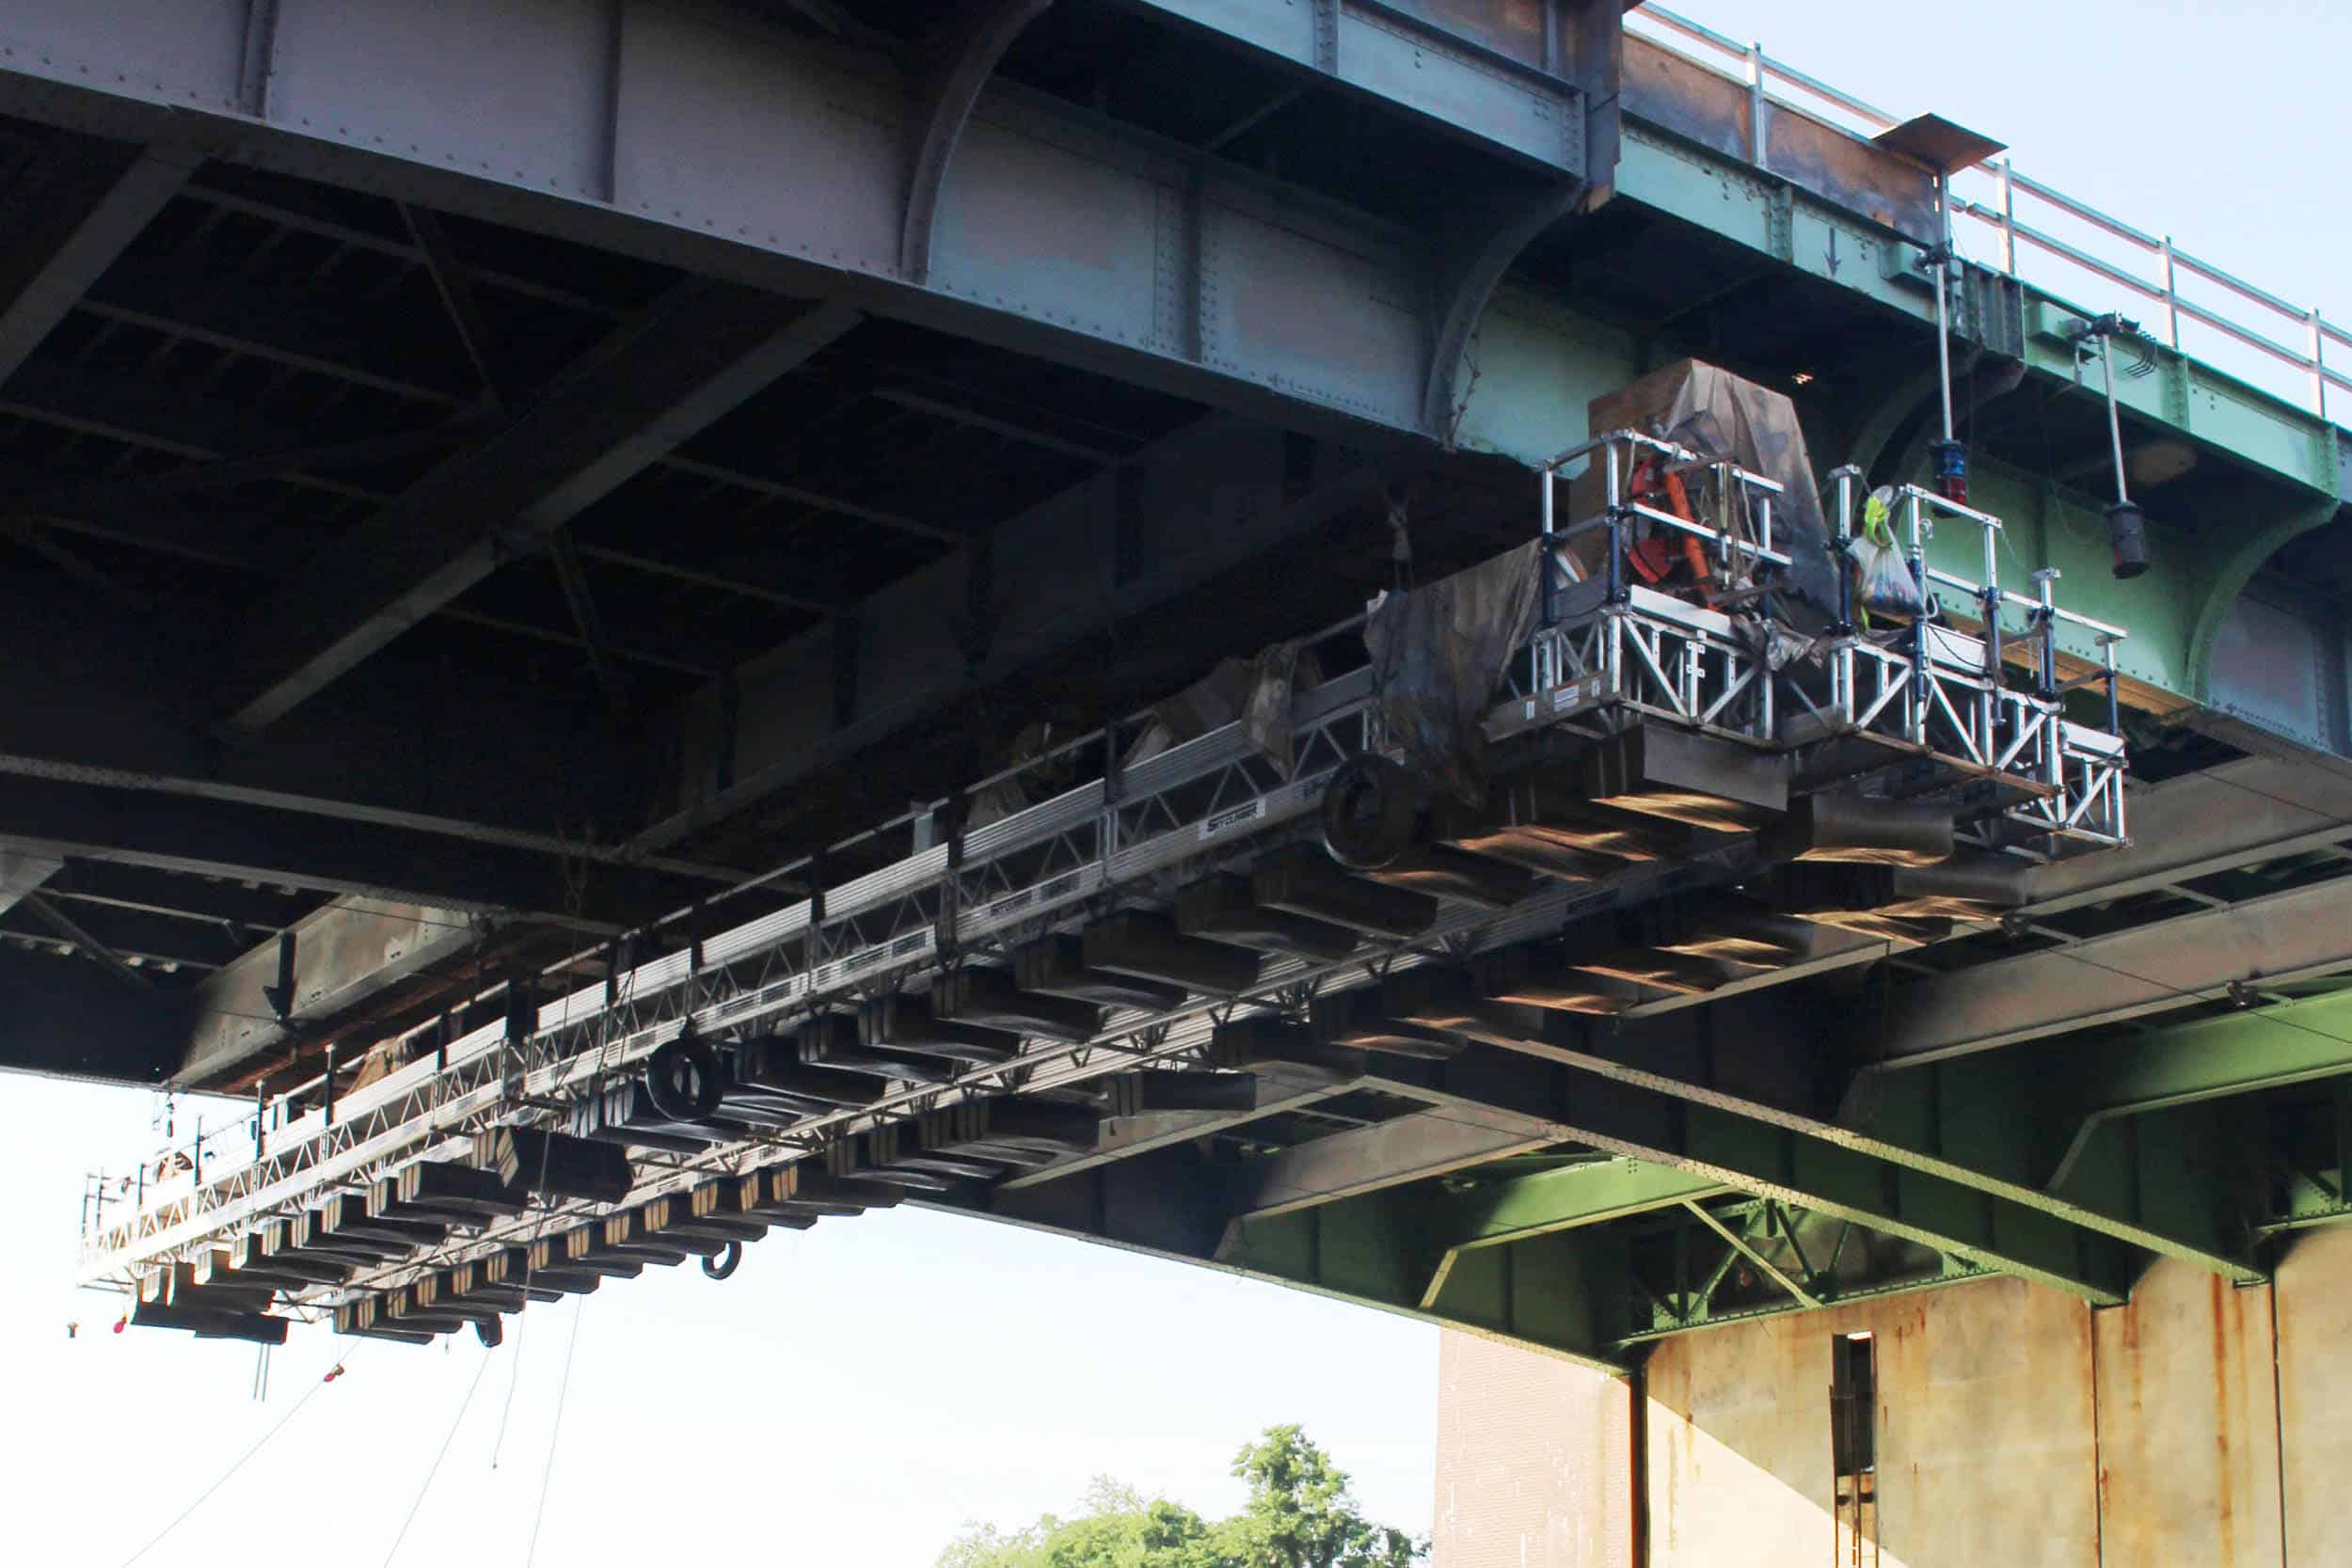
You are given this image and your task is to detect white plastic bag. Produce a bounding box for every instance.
[1851,486,1924,621]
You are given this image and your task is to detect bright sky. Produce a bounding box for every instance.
[5,1074,1437,1567]
[9,5,2344,1565]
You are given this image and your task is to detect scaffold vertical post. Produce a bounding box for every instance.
[1996,158,2016,275]
[2311,306,2328,417]
[1831,466,1858,717]
[2157,236,2180,348]
[1905,490,1931,746]
[1745,41,1766,164]
[2031,569,2059,702]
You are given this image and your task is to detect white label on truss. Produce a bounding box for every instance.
[1551,675,1603,710]
[1199,798,1266,842]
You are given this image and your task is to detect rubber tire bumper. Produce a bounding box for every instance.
[644,1034,725,1121]
[1321,754,1421,871]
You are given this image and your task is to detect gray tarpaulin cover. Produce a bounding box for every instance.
[1126,640,1324,779]
[1645,362,1839,622]
[1366,539,1543,805]
[972,640,1325,827]
[966,719,1083,830]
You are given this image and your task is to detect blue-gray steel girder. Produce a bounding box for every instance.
[0,0,1612,449]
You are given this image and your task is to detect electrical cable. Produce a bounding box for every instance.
[116,1352,354,1568]
[523,1296,587,1568]
[380,1347,495,1567]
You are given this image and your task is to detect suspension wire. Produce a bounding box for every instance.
[2042,943,2352,1057]
[523,1296,588,1568]
[2012,764,2352,1038]
[380,1348,495,1567]
[488,1125,559,1471]
[116,1353,353,1568]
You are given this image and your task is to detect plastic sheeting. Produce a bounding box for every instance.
[967,640,1327,830]
[1366,539,1544,806]
[965,720,1087,830]
[1126,640,1325,779]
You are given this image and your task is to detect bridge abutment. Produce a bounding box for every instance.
[1435,1227,2352,1567]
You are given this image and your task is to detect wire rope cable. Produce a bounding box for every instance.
[116,1352,354,1568]
[523,1295,587,1568]
[380,1348,496,1566]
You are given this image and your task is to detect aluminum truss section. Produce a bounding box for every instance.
[76,653,1393,1282]
[1519,435,2128,854]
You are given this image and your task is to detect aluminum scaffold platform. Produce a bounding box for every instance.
[83,437,2133,1348]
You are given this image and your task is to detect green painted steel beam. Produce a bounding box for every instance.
[1219,1196,1634,1375]
[1610,1253,1997,1347]
[1417,1164,1725,1316]
[1598,120,2341,502]
[2070,990,2352,1117]
[2252,1080,2352,1239]
[950,1129,1643,1374]
[1215,1021,2134,1304]
[1916,453,2340,710]
[1680,1198,1821,1308]
[1228,1151,2001,1356]
[1378,970,2257,1284]
[1853,984,2352,1243]
[1436,1158,1724,1249]
[2000,988,2352,1195]
[954,1066,2047,1368]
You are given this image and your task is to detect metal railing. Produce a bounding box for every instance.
[1626,5,2350,425]
[1534,433,2129,855]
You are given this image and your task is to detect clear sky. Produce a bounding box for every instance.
[5,1074,1438,1567]
[9,5,2345,1565]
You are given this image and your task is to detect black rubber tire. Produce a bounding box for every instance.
[701,1240,743,1281]
[644,1034,724,1121]
[1321,754,1420,871]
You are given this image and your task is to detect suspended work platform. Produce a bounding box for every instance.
[83,438,2137,1351]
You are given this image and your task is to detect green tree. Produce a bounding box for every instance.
[1209,1427,1420,1568]
[937,1477,1215,1568]
[934,1430,1423,1568]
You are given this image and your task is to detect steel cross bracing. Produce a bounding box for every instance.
[77,451,2133,1298]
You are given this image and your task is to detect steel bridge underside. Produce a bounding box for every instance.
[8,0,2352,1366]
